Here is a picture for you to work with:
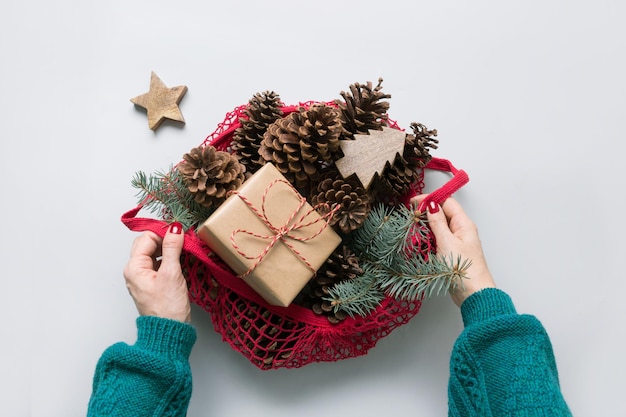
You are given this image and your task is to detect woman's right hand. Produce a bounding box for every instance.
[412,196,496,307]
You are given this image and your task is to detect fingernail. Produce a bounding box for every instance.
[169,222,183,234]
[427,201,439,214]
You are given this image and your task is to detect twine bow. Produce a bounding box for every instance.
[230,178,339,279]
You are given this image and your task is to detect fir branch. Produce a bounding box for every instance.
[379,254,471,301]
[324,264,385,318]
[401,211,434,263]
[347,203,393,255]
[131,166,214,230]
[348,203,415,265]
[332,201,472,318]
[161,167,214,225]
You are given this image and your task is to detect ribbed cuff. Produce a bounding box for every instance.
[460,288,517,328]
[135,316,197,360]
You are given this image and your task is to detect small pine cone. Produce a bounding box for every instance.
[258,105,342,192]
[334,78,391,140]
[405,122,439,168]
[231,91,283,177]
[310,170,371,234]
[298,245,363,324]
[178,145,246,208]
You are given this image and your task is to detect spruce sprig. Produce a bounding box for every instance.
[326,264,385,318]
[348,203,415,266]
[379,254,471,301]
[131,166,214,230]
[325,203,470,318]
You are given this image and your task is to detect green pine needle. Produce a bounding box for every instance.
[131,166,214,230]
[348,203,415,265]
[328,202,473,318]
[379,254,471,301]
[324,265,385,318]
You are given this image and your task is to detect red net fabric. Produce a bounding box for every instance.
[123,102,433,370]
[182,251,421,369]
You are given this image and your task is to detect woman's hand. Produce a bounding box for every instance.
[412,196,496,307]
[123,223,191,323]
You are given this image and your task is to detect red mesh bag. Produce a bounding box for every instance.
[122,102,468,370]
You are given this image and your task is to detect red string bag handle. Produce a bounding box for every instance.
[413,157,469,213]
[120,206,339,326]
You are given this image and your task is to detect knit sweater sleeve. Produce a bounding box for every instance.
[87,316,197,417]
[448,288,571,417]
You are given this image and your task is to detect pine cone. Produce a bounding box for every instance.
[310,170,370,234]
[297,104,342,163]
[231,91,283,177]
[295,244,363,324]
[178,145,246,208]
[374,124,439,202]
[334,78,391,140]
[406,122,439,168]
[258,104,342,192]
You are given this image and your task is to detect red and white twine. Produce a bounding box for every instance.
[229,178,340,279]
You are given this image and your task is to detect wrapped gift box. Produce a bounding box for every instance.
[198,163,342,307]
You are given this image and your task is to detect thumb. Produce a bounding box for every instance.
[160,222,184,267]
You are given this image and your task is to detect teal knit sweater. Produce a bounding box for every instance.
[87,289,571,416]
[449,288,572,416]
[87,316,196,417]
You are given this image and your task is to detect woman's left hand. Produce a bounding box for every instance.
[123,223,191,323]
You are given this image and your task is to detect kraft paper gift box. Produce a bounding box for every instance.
[197,163,342,307]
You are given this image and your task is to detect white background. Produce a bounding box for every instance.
[1,1,624,416]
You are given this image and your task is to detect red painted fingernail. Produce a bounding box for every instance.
[169,222,183,234]
[428,201,439,214]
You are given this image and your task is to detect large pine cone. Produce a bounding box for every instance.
[178,145,246,208]
[334,78,391,140]
[231,91,283,177]
[310,170,370,234]
[295,244,363,324]
[258,104,342,192]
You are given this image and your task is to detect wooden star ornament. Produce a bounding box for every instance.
[335,127,407,189]
[131,71,188,131]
